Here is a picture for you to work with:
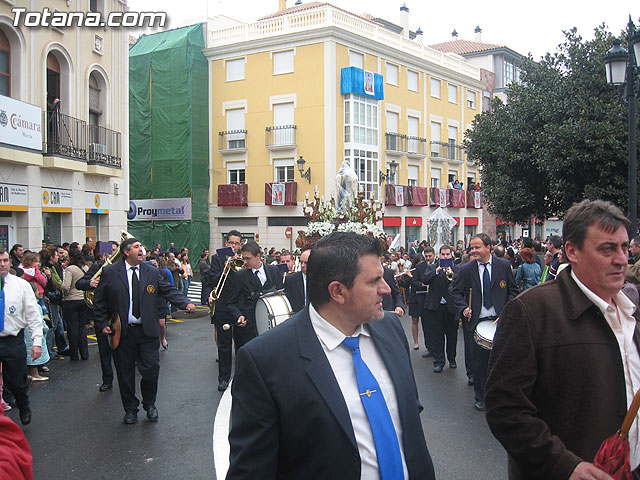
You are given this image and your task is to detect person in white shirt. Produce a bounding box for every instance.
[486,199,639,480]
[0,247,43,425]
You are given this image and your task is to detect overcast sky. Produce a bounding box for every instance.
[128,0,637,59]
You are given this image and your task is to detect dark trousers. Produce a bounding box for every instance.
[233,315,257,350]
[419,309,433,352]
[427,304,458,367]
[472,316,496,402]
[96,330,114,385]
[213,312,234,384]
[0,330,29,410]
[201,285,211,306]
[112,325,159,413]
[462,319,475,379]
[63,300,89,360]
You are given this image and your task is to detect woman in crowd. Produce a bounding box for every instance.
[62,249,89,361]
[181,253,192,298]
[39,246,69,357]
[397,254,425,350]
[20,252,47,311]
[515,247,541,290]
[25,284,50,381]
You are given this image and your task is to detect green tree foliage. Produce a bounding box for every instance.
[465,24,638,223]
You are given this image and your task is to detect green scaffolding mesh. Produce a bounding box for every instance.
[128,24,209,271]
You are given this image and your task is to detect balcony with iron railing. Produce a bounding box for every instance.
[218,130,247,153]
[43,110,87,161]
[87,125,122,168]
[406,136,427,158]
[385,132,407,154]
[430,141,465,163]
[265,125,296,150]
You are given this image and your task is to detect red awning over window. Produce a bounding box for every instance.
[383,216,402,227]
[465,217,479,226]
[453,217,460,226]
[405,217,422,226]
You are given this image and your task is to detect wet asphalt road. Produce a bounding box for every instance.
[9,310,507,480]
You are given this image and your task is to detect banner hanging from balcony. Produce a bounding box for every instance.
[408,186,427,207]
[265,182,297,206]
[127,198,192,221]
[0,95,43,151]
[341,67,384,100]
[384,185,408,207]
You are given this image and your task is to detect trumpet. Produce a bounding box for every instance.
[444,266,455,282]
[209,255,245,316]
[84,230,135,308]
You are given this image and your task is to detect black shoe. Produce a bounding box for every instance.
[449,362,457,369]
[433,365,444,373]
[145,405,158,422]
[99,383,112,392]
[474,401,485,411]
[422,350,434,358]
[218,380,229,392]
[19,407,31,425]
[467,377,474,386]
[57,349,71,356]
[123,411,137,424]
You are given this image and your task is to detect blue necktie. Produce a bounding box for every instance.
[0,276,4,333]
[342,336,403,480]
[482,262,492,309]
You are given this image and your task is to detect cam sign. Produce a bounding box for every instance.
[0,95,43,151]
[128,198,191,221]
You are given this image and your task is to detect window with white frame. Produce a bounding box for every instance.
[430,121,441,155]
[448,170,459,184]
[467,90,475,109]
[227,161,245,184]
[386,62,398,86]
[407,70,418,92]
[504,59,514,85]
[447,83,457,103]
[274,159,295,182]
[273,50,294,75]
[272,102,295,145]
[430,78,441,98]
[431,168,441,188]
[344,94,378,146]
[386,111,399,151]
[226,108,245,149]
[407,116,419,153]
[408,165,418,186]
[349,50,364,68]
[448,125,458,145]
[350,148,379,199]
[226,58,245,82]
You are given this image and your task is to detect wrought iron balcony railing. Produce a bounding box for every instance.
[87,125,122,168]
[265,125,296,149]
[218,130,247,151]
[43,110,87,161]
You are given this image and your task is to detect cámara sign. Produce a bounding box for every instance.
[0,95,43,151]
[127,198,191,221]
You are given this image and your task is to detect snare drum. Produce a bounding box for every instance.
[474,319,498,350]
[255,293,293,335]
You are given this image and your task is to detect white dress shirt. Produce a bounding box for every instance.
[478,257,498,318]
[571,270,640,469]
[309,304,409,479]
[252,264,266,286]
[0,273,43,345]
[302,272,307,301]
[126,262,142,325]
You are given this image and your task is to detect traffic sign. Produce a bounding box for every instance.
[285,227,292,239]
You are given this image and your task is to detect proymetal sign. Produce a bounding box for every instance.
[128,198,191,221]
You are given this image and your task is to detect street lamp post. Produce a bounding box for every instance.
[604,17,640,236]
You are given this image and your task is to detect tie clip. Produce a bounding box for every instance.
[360,389,376,398]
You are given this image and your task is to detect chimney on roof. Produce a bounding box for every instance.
[475,25,482,42]
[416,26,423,45]
[279,0,286,12]
[451,29,458,39]
[400,4,409,39]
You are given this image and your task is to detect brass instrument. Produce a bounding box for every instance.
[444,266,455,282]
[84,230,134,308]
[209,255,245,316]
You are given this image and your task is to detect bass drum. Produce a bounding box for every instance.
[255,293,293,336]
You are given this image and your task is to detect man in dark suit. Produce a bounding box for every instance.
[284,249,310,313]
[93,238,195,424]
[411,246,436,356]
[202,230,243,392]
[422,244,459,373]
[450,233,518,411]
[227,241,284,348]
[227,232,435,479]
[382,264,405,317]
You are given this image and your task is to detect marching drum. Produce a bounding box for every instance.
[255,292,293,335]
[474,319,498,350]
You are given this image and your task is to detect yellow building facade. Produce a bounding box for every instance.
[205,3,485,250]
[0,0,129,250]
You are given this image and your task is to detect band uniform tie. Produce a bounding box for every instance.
[131,266,141,319]
[342,335,403,480]
[254,270,262,286]
[481,262,492,309]
[0,276,5,333]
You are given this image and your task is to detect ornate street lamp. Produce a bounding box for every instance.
[379,159,399,184]
[296,155,311,184]
[604,17,640,235]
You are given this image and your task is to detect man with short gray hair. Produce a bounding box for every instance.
[486,199,639,479]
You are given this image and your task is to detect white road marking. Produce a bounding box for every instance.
[213,380,232,479]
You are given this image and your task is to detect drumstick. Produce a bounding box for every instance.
[469,288,472,307]
[222,320,243,331]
